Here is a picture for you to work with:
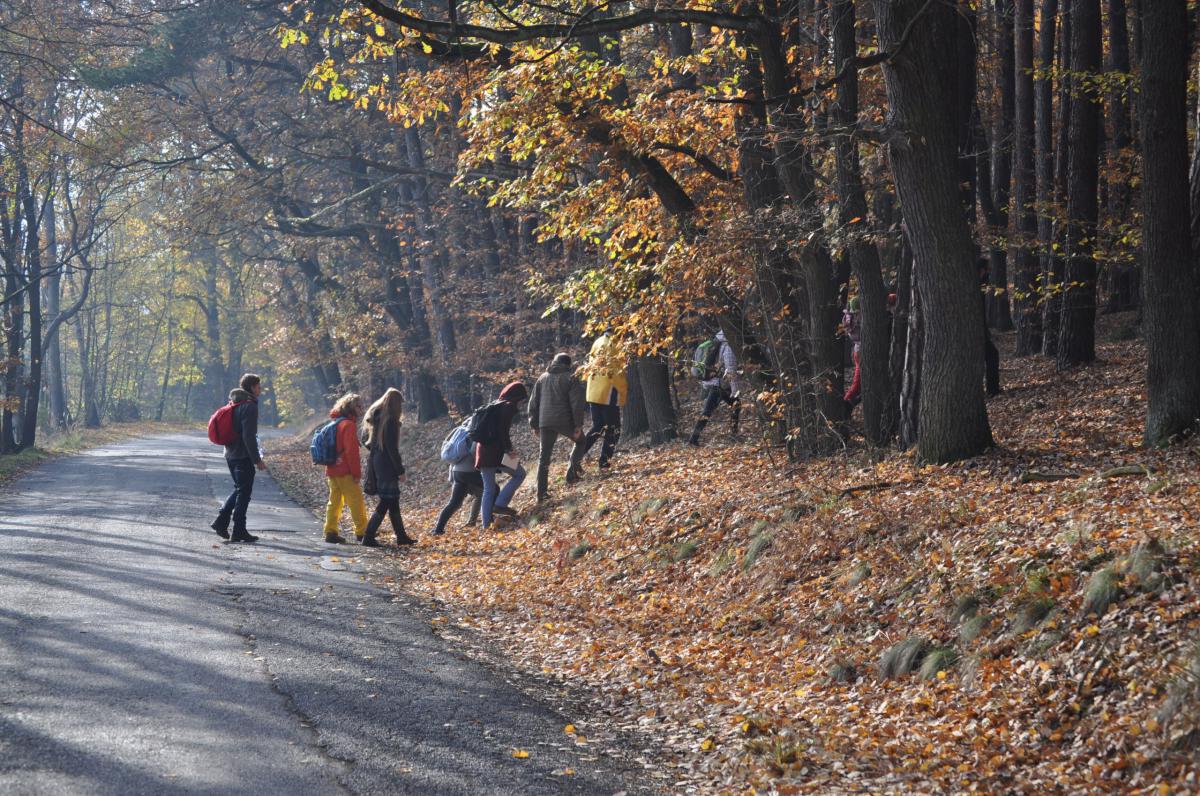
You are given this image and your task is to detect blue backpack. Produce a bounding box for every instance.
[310,417,346,466]
[440,421,473,463]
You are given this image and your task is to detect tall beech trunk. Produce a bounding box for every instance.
[1043,0,1071,357]
[622,363,649,438]
[18,171,43,451]
[987,0,1016,331]
[1105,0,1136,312]
[874,0,993,462]
[44,192,67,430]
[832,0,894,445]
[1012,0,1039,354]
[1025,0,1056,355]
[1057,0,1101,368]
[1140,0,1200,444]
[635,355,677,444]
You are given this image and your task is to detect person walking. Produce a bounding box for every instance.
[361,388,416,547]
[475,381,529,529]
[431,448,485,536]
[528,353,587,502]
[212,373,266,543]
[322,393,368,544]
[686,330,742,446]
[581,331,627,472]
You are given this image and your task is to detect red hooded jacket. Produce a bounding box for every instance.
[324,410,362,480]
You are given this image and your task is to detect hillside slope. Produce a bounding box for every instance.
[271,320,1200,794]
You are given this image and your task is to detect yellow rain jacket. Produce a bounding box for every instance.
[584,334,629,407]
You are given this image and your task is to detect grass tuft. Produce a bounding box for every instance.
[879,636,929,678]
[846,561,871,588]
[919,647,959,680]
[672,539,699,563]
[828,659,858,683]
[952,594,981,622]
[959,613,990,644]
[1157,643,1200,750]
[742,531,773,572]
[708,547,737,577]
[568,541,594,560]
[1080,568,1121,618]
[1013,597,1055,634]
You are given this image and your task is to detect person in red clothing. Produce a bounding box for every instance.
[322,393,367,544]
[475,381,528,529]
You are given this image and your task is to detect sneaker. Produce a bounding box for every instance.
[361,536,380,548]
[229,530,259,544]
[395,533,417,546]
[565,470,581,485]
[324,533,347,544]
[492,506,517,517]
[211,520,230,540]
[431,528,446,536]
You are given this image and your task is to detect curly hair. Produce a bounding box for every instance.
[330,392,362,418]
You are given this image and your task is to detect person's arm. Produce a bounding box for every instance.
[241,402,262,466]
[385,418,404,475]
[571,381,586,437]
[527,378,542,431]
[501,403,516,453]
[722,343,743,395]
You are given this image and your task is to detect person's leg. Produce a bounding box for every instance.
[324,477,346,540]
[231,460,256,532]
[363,497,387,544]
[844,349,862,406]
[213,459,240,532]
[480,467,498,528]
[342,476,368,539]
[599,405,621,465]
[387,497,412,543]
[689,387,720,445]
[495,464,526,508]
[536,428,557,500]
[568,434,586,479]
[466,484,482,526]
[583,402,605,454]
[434,482,469,534]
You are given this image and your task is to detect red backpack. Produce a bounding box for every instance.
[208,401,249,445]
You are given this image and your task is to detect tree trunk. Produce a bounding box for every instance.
[18,172,43,452]
[1043,0,1071,357]
[1012,0,1040,354]
[636,355,677,444]
[1105,0,1136,312]
[874,0,993,463]
[1057,0,1101,368]
[899,254,922,449]
[988,0,1016,331]
[43,191,68,430]
[1140,0,1200,445]
[622,362,649,438]
[832,0,894,446]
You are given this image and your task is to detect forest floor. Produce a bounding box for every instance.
[0,421,191,487]
[270,313,1200,795]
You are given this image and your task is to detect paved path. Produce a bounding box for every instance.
[0,433,637,795]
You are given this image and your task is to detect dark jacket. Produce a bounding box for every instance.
[475,381,528,469]
[368,416,405,500]
[528,358,586,436]
[223,389,261,464]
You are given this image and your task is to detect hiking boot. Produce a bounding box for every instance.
[361,535,380,548]
[565,469,581,485]
[229,530,259,544]
[597,459,612,470]
[395,531,417,546]
[537,492,551,504]
[492,506,517,517]
[211,520,230,540]
[324,533,347,544]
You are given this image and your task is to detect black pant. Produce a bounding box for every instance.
[702,385,739,420]
[215,457,256,532]
[434,472,484,534]
[365,497,403,538]
[583,403,621,464]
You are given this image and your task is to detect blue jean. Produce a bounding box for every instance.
[216,457,256,531]
[480,464,526,528]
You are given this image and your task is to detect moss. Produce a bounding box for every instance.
[1080,568,1121,618]
[879,636,929,679]
[1013,597,1055,634]
[919,647,959,680]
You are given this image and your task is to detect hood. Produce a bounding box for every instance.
[548,353,572,374]
[715,330,727,343]
[499,381,528,403]
[229,388,254,403]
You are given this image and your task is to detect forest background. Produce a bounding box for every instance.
[3,0,1200,791]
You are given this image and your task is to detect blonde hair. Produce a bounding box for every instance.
[331,392,362,419]
[363,388,403,449]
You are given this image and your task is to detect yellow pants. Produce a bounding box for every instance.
[324,475,367,537]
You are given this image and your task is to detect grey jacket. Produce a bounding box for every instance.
[528,360,586,436]
[223,388,262,464]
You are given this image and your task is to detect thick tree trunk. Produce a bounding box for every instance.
[622,362,649,438]
[832,0,894,446]
[635,356,677,444]
[43,192,67,430]
[1105,0,1136,312]
[1057,0,1101,368]
[1140,0,1200,445]
[1043,0,1071,357]
[18,175,43,451]
[874,0,993,463]
[1012,0,1040,355]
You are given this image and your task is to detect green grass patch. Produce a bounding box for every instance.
[742,531,773,572]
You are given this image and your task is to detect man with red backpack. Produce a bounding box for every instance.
[210,373,266,543]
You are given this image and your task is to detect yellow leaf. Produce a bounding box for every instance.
[1085,624,1100,636]
[564,724,576,735]
[511,749,529,759]
[374,23,386,37]
[421,41,433,54]
[700,737,715,752]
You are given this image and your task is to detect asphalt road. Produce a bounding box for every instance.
[0,433,637,795]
